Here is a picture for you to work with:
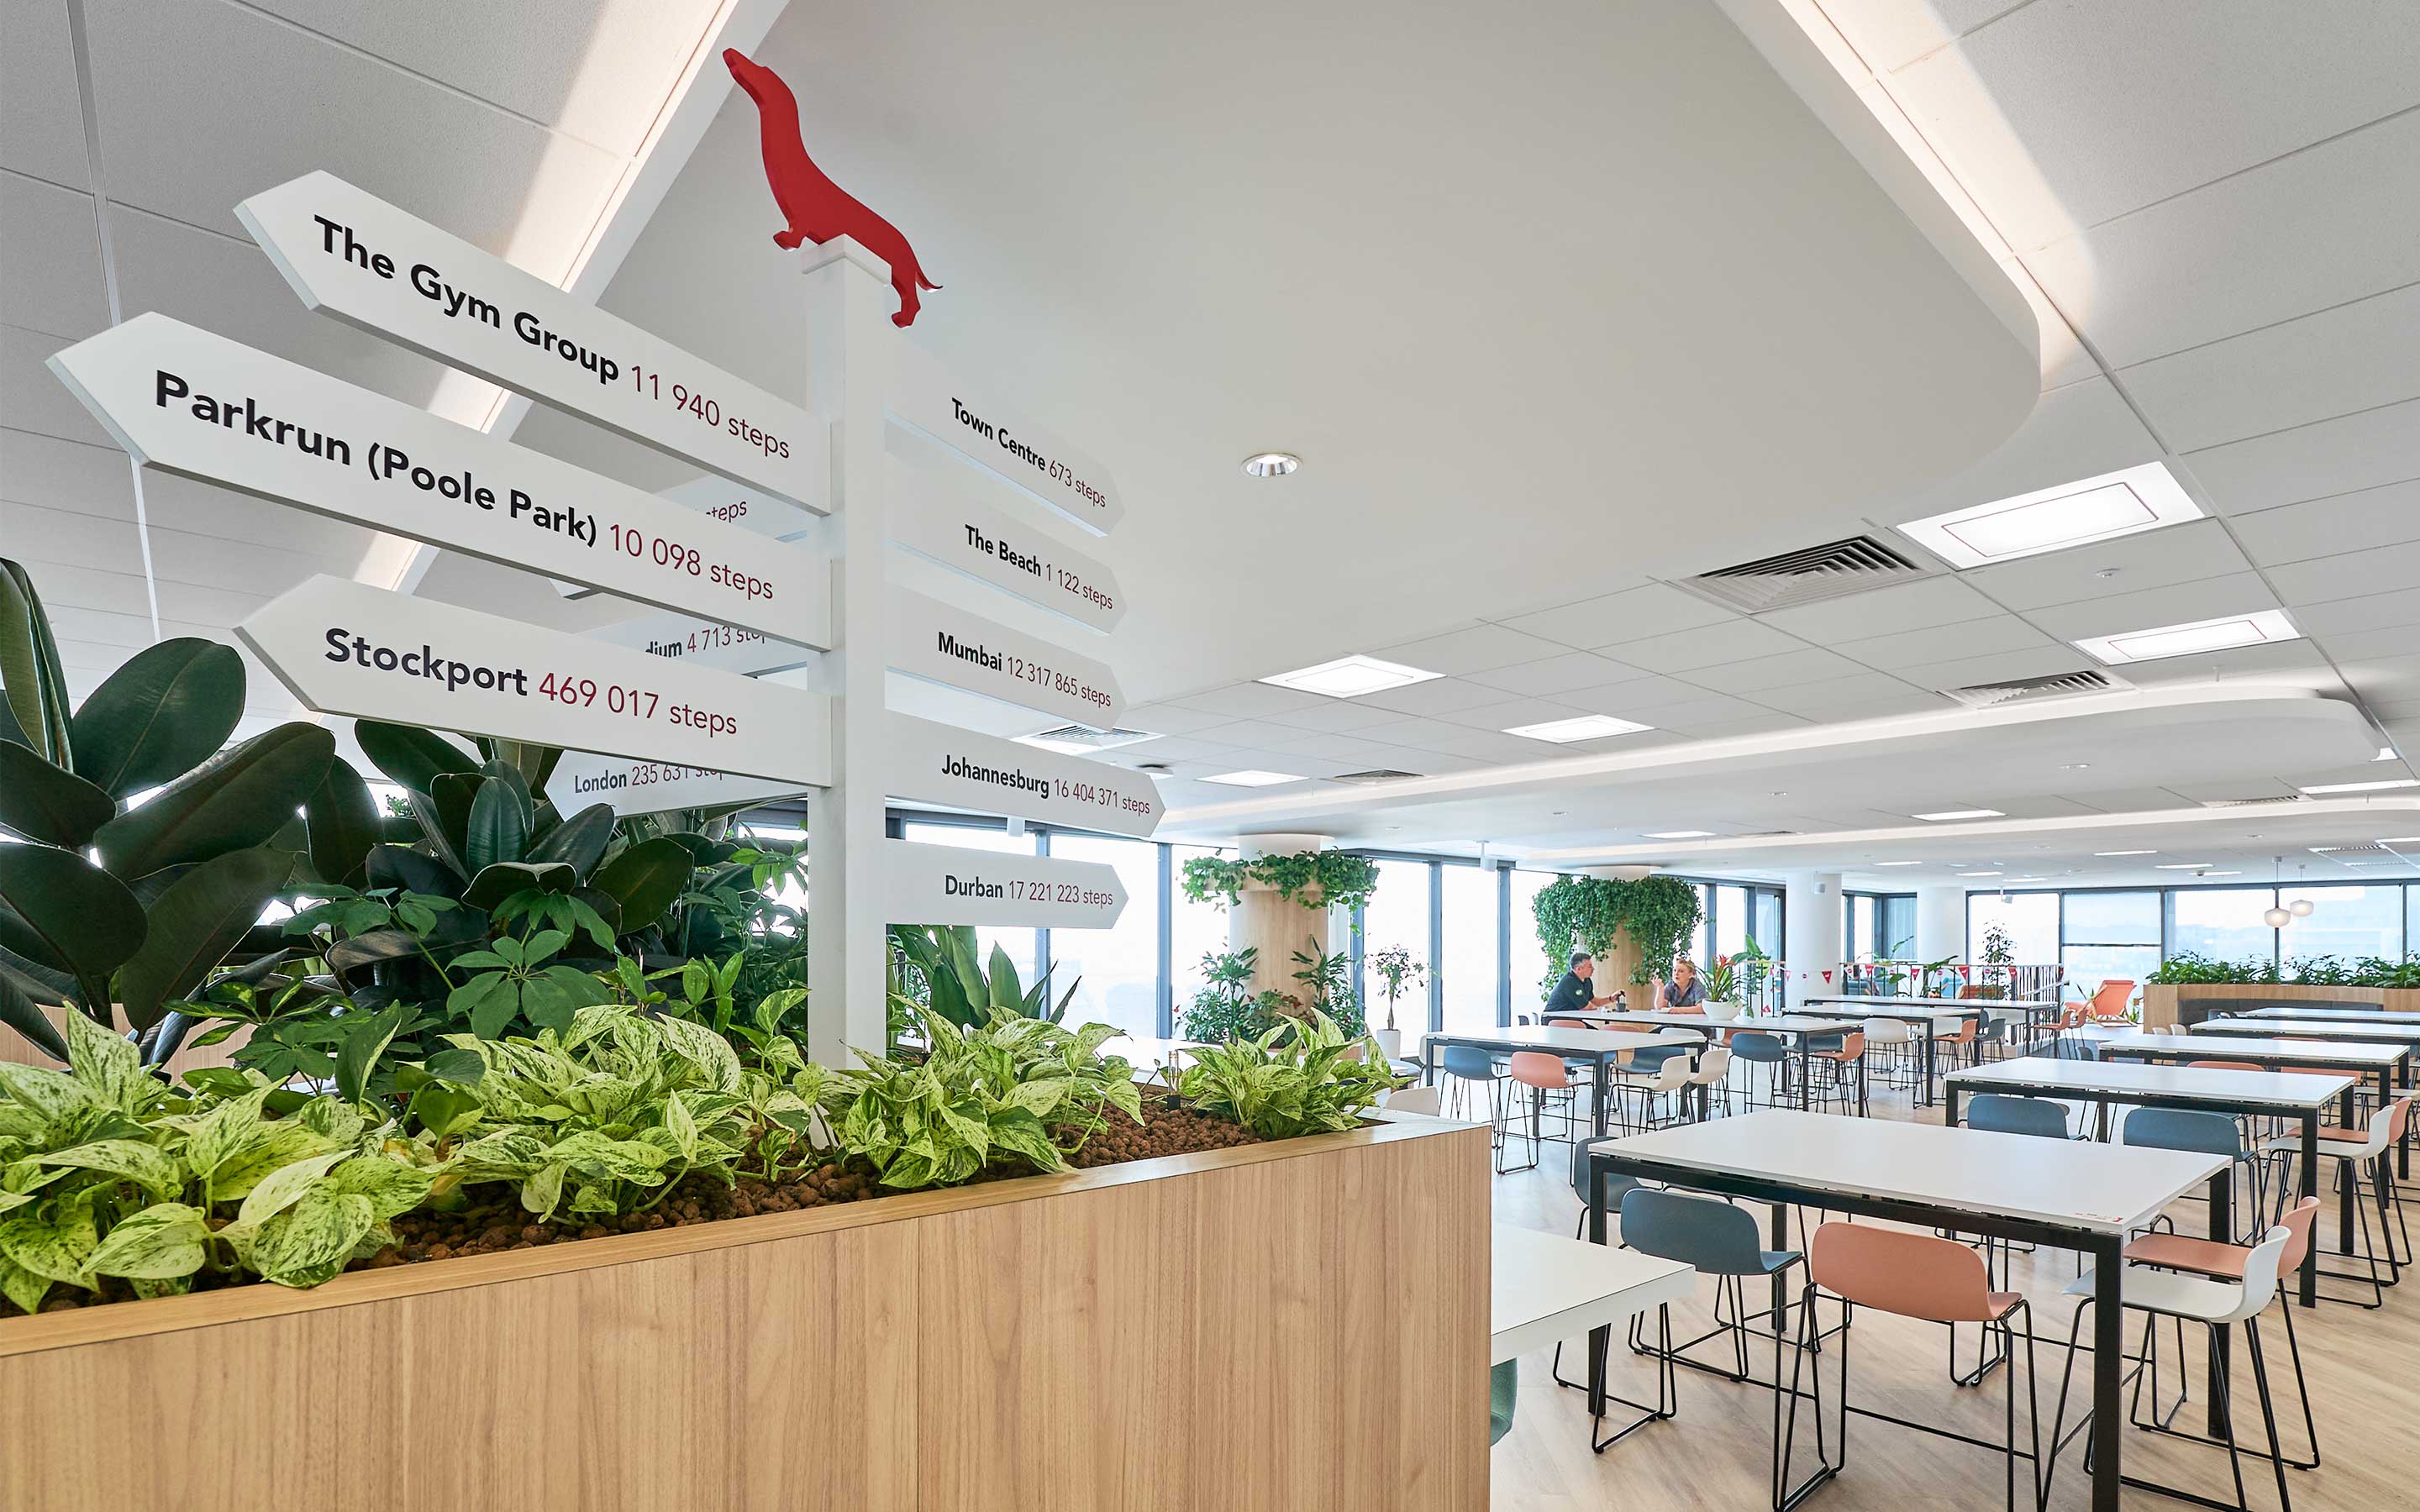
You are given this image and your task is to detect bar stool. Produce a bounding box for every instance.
[1802,1031,1867,1117]
[1932,1016,1981,1074]
[1730,1031,1791,1109]
[1781,1222,2040,1512]
[2122,1197,2323,1473]
[1861,1017,1915,1091]
[2123,1107,2267,1246]
[1686,1046,1735,1118]
[1438,1043,1509,1154]
[2259,1095,2412,1308]
[1599,1188,1807,1464]
[1503,1050,1592,1171]
[2047,1227,2297,1512]
[1963,1092,2076,1141]
[1613,1055,1695,1134]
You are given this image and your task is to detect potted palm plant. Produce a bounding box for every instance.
[1367,943,1424,1058]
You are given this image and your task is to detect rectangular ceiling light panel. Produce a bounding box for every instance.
[2298,777,2420,795]
[2075,609,2301,666]
[1502,714,1654,743]
[1912,808,2003,821]
[1897,461,2203,570]
[1259,654,1439,699]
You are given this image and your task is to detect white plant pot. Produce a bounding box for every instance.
[1370,1026,1403,1058]
[1703,1000,1743,1022]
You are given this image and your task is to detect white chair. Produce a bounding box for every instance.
[1685,1045,1733,1116]
[1381,1084,1442,1116]
[2259,1095,2412,1307]
[2047,1227,2296,1512]
[1861,1017,1915,1092]
[1614,1055,1694,1134]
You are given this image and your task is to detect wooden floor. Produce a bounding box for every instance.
[1484,1068,2420,1511]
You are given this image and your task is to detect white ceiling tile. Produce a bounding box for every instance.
[2265,538,2420,606]
[28,559,269,627]
[2228,479,2420,568]
[2184,394,2420,514]
[1872,379,2162,533]
[1113,735,1234,763]
[1387,723,1542,763]
[1817,691,1960,723]
[2118,281,2420,453]
[2,322,112,446]
[1835,613,2054,670]
[1747,670,1928,716]
[1375,622,1580,675]
[246,0,720,160]
[0,171,107,341]
[1557,674,1711,711]
[1259,729,1417,762]
[1353,716,1481,751]
[1681,647,1867,694]
[0,428,128,519]
[1114,703,1236,737]
[2317,622,2420,663]
[2338,650,2420,701]
[1498,581,1738,648]
[1753,573,2001,643]
[0,0,88,187]
[2295,585,2420,637]
[1462,650,1639,697]
[2025,111,2420,368]
[1889,644,2100,691]
[1957,517,2252,611]
[2002,257,2099,391]
[85,0,622,280]
[1257,700,1420,735]
[1179,718,1302,750]
[1353,675,1520,717]
[1165,680,1337,719]
[2109,638,2335,689]
[1680,712,1814,739]
[1599,617,1807,673]
[1886,0,2420,249]
[0,499,355,596]
[1434,696,1572,733]
[1608,694,1772,728]
[2023,571,2279,642]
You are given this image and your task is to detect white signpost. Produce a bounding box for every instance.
[880,838,1127,929]
[886,470,1123,633]
[545,751,812,819]
[558,474,821,600]
[586,606,821,678]
[889,343,1126,536]
[885,712,1160,837]
[47,314,832,650]
[237,575,831,787]
[886,585,1123,727]
[239,171,829,510]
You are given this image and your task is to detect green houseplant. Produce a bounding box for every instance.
[1179,852,1381,913]
[1175,1010,1400,1139]
[887,924,1077,1029]
[0,558,339,1066]
[1366,944,1424,1057]
[1529,874,1703,988]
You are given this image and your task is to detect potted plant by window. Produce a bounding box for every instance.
[1701,954,1742,1021]
[1367,944,1425,1058]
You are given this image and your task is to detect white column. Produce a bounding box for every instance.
[1913,885,1966,964]
[802,238,896,1067]
[1782,871,1844,1010]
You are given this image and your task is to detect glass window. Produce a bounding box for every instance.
[1880,895,1917,959]
[1713,885,1749,961]
[1044,834,1160,1037]
[1362,859,1434,1036]
[1968,891,2058,963]
[1848,896,1878,961]
[1693,883,1716,969]
[1511,869,1561,1013]
[2165,887,2278,969]
[901,821,1039,987]
[1439,864,1500,1033]
[1750,889,1784,958]
[2062,945,2159,1001]
[2064,891,2159,946]
[1171,844,1235,1016]
[2277,884,2402,968]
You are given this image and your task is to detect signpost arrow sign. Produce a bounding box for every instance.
[559,473,823,599]
[586,606,822,678]
[886,712,1160,837]
[881,839,1127,929]
[47,314,832,649]
[237,575,830,787]
[887,585,1123,727]
[889,343,1125,536]
[545,751,813,820]
[887,461,1123,633]
[238,171,829,511]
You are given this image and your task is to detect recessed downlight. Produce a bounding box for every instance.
[1242,451,1300,479]
[1912,808,2004,822]
[1259,654,1439,699]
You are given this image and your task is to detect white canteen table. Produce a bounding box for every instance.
[1489,1222,1694,1365]
[1422,1026,1705,1136]
[1587,1110,2227,1512]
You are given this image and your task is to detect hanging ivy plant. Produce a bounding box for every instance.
[1180,852,1381,913]
[1529,874,1703,986]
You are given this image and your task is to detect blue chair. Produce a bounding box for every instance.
[1589,1188,1807,1458]
[1438,1043,1515,1165]
[1729,1030,1790,1109]
[2123,1106,2265,1244]
[1549,1147,1644,1399]
[1964,1093,2075,1141]
[1490,1358,1518,1446]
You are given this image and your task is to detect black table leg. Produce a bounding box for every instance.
[1797,1038,1812,1110]
[1770,1201,1791,1333]
[2207,1170,2232,1438]
[1587,1159,1608,1418]
[1944,1081,1963,1130]
[2299,1109,2318,1307]
[1422,1040,1436,1087]
[1923,1029,1938,1109]
[2341,1082,2360,1255]
[2400,1053,2412,1179]
[2091,1232,2124,1512]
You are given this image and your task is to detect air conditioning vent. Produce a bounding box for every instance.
[2201,795,2307,808]
[1330,769,1423,785]
[1939,669,2122,709]
[1681,536,1931,614]
[1729,829,1800,838]
[2312,842,2390,855]
[1017,724,1159,753]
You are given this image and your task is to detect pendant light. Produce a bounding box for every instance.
[2288,863,2315,917]
[2263,855,2291,929]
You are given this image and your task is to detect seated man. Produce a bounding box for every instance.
[1542,950,1618,1020]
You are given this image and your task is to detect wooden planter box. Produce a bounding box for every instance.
[2140,981,2399,1028]
[0,1117,1489,1511]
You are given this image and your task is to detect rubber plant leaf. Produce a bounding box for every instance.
[464,773,533,874]
[0,843,148,1000]
[113,845,295,1032]
[589,837,694,932]
[353,720,477,794]
[0,559,74,767]
[67,637,245,799]
[525,803,615,880]
[0,956,69,1061]
[0,740,115,849]
[91,723,335,880]
[302,755,380,890]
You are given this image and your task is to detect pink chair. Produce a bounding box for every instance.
[1502,1050,1591,1173]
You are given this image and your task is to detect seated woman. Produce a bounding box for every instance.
[1660,958,1707,1011]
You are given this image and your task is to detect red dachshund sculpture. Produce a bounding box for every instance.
[724,48,939,328]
